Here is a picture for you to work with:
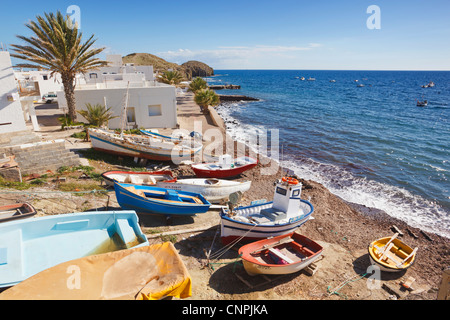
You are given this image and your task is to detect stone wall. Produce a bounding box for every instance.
[0,139,82,176]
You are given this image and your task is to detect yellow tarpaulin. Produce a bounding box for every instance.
[0,243,192,300]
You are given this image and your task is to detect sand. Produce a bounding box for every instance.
[1,94,448,301]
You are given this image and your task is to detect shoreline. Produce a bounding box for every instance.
[198,96,450,299]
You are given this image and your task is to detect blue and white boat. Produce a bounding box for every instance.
[220,177,314,245]
[0,211,149,288]
[114,183,211,216]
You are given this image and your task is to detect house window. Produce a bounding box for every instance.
[89,73,98,79]
[43,75,48,80]
[148,105,162,116]
[127,107,136,123]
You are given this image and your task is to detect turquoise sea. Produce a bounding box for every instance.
[209,70,450,238]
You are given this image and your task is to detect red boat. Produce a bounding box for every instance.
[191,156,258,178]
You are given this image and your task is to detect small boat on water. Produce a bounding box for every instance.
[368,233,418,273]
[330,80,336,83]
[88,128,203,162]
[417,100,428,107]
[0,211,149,288]
[239,232,323,276]
[191,155,258,178]
[0,203,36,223]
[0,243,192,300]
[421,81,435,88]
[220,177,314,245]
[300,77,305,81]
[114,183,211,216]
[156,178,252,203]
[101,170,175,187]
[357,84,365,87]
[307,77,316,81]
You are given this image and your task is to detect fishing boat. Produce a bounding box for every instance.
[101,170,175,187]
[239,232,323,276]
[357,84,365,87]
[114,183,211,216]
[0,203,36,223]
[307,77,316,81]
[156,178,252,203]
[300,77,305,81]
[191,155,258,178]
[417,100,428,107]
[140,129,182,141]
[368,233,418,273]
[220,177,314,245]
[0,243,192,300]
[0,211,149,288]
[88,128,203,162]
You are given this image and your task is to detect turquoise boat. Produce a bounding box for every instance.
[0,211,149,288]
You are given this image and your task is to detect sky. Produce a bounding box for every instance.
[1,0,449,70]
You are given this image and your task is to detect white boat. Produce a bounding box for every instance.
[156,178,252,203]
[220,177,314,245]
[88,84,202,162]
[88,128,202,162]
[101,170,175,187]
[307,77,316,81]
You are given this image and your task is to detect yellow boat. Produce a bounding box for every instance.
[368,233,418,273]
[0,243,192,300]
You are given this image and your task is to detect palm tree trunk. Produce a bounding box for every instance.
[61,73,77,122]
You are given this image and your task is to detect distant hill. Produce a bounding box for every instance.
[182,61,214,78]
[122,53,214,80]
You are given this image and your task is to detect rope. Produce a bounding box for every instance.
[327,272,368,300]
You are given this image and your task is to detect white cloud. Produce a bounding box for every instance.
[157,43,323,69]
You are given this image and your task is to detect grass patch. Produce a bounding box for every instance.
[0,177,33,190]
[78,148,149,171]
[57,182,108,196]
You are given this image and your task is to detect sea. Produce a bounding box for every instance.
[207,70,450,238]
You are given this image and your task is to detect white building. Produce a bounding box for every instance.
[57,55,178,130]
[0,51,28,135]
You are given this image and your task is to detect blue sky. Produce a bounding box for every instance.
[1,0,449,70]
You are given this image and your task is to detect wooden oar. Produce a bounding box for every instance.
[379,233,399,258]
[396,247,418,268]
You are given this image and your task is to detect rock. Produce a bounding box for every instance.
[182,61,214,78]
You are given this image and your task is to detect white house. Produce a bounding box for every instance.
[57,55,178,130]
[0,51,28,135]
[57,82,178,129]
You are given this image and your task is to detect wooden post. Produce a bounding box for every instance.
[437,268,450,300]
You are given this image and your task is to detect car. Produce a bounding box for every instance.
[42,93,58,103]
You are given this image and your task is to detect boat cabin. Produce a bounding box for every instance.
[260,177,303,221]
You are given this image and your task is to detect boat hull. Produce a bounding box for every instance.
[191,157,258,178]
[239,233,323,276]
[0,203,36,223]
[220,200,314,245]
[156,179,252,202]
[368,237,417,273]
[0,243,192,300]
[114,183,211,216]
[0,211,149,288]
[89,129,202,162]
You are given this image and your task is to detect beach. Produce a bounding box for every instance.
[0,92,446,301]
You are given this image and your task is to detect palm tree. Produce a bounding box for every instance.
[158,70,184,85]
[77,103,118,127]
[194,89,220,115]
[188,77,208,93]
[10,11,108,122]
